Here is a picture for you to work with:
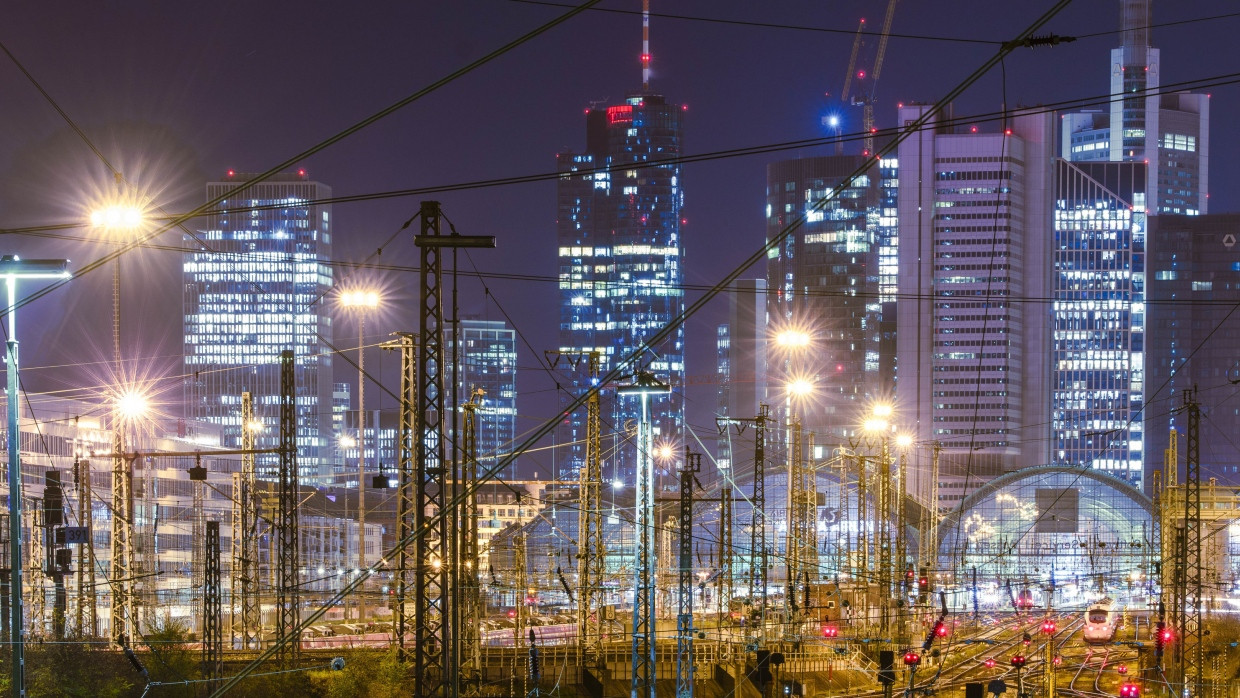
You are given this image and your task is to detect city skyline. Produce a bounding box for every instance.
[0,2,1237,484]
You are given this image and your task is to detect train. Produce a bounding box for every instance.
[1082,598,1121,644]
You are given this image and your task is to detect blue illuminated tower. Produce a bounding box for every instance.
[184,171,335,483]
[555,94,685,479]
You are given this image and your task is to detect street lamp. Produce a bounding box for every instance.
[0,255,71,698]
[340,289,379,623]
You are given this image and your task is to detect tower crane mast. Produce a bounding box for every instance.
[838,1,899,155]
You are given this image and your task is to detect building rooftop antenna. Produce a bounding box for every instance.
[641,0,651,91]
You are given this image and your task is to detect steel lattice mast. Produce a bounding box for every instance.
[675,448,700,698]
[578,352,604,668]
[716,404,770,646]
[1179,388,1203,698]
[203,520,222,686]
[74,453,97,638]
[230,392,259,650]
[459,399,483,695]
[619,370,670,698]
[876,440,893,637]
[110,445,136,646]
[392,332,418,661]
[275,349,300,665]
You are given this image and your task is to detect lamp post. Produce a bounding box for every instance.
[1,256,71,698]
[340,289,378,623]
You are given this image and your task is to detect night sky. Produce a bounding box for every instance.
[1,1,1234,476]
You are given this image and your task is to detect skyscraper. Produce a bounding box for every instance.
[1062,0,1209,215]
[765,155,888,440]
[451,318,519,479]
[895,105,1054,505]
[715,278,767,471]
[1051,160,1148,484]
[184,171,334,482]
[1145,213,1240,487]
[555,93,685,480]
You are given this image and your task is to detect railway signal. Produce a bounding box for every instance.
[1041,619,1056,635]
[904,651,921,666]
[1119,683,1140,698]
[1010,655,1026,668]
[822,625,839,638]
[984,658,996,668]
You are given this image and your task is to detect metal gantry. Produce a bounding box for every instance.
[275,349,300,665]
[718,485,733,642]
[619,370,670,698]
[675,448,701,698]
[203,520,222,685]
[230,391,259,650]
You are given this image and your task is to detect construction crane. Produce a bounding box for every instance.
[839,0,899,156]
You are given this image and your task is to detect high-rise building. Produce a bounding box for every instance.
[895,105,1054,505]
[715,278,767,471]
[1051,160,1148,484]
[451,318,518,479]
[184,171,334,482]
[1145,213,1240,487]
[555,93,685,479]
[1062,0,1209,215]
[765,155,888,441]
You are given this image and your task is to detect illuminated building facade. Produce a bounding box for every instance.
[555,94,685,479]
[1145,213,1240,487]
[184,171,334,482]
[1052,160,1147,484]
[765,155,886,440]
[895,105,1054,504]
[1061,0,1209,215]
[450,318,518,479]
[716,278,767,471]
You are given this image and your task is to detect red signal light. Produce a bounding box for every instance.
[822,625,839,638]
[935,622,949,637]
[1120,682,1141,698]
[1011,655,1026,668]
[984,658,996,668]
[1160,628,1173,643]
[903,652,921,666]
[1118,665,1128,675]
[1041,620,1057,635]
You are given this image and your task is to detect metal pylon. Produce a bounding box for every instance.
[275,349,300,665]
[716,404,770,646]
[230,392,259,650]
[675,448,701,698]
[74,455,97,638]
[203,520,222,685]
[414,201,450,696]
[1180,388,1203,697]
[619,370,670,698]
[109,435,136,647]
[392,332,418,660]
[459,398,483,695]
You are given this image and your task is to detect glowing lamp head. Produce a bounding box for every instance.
[1041,620,1057,635]
[786,378,814,398]
[339,434,357,449]
[827,115,840,128]
[903,651,920,667]
[656,444,674,461]
[935,622,948,637]
[984,658,996,669]
[90,205,145,231]
[1117,665,1128,675]
[341,290,380,309]
[822,625,838,638]
[896,434,914,448]
[116,391,149,419]
[1010,655,1026,668]
[871,404,893,418]
[1120,683,1140,698]
[775,329,811,349]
